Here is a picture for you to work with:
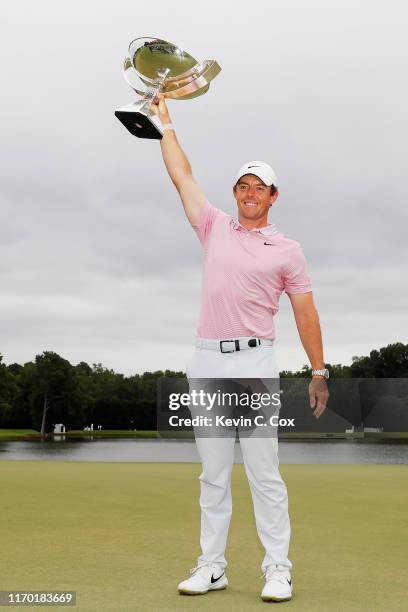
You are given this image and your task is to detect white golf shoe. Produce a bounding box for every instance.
[261,564,293,602]
[178,562,228,595]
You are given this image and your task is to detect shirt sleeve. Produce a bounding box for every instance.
[191,200,220,247]
[282,243,312,294]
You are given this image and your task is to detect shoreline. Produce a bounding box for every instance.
[1,429,407,441]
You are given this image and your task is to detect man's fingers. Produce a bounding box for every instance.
[149,98,159,115]
[158,97,169,117]
[310,393,324,417]
[313,392,329,418]
[313,403,325,418]
[309,380,329,419]
[149,95,170,123]
[150,93,163,107]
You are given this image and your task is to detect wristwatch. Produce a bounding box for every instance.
[311,368,330,379]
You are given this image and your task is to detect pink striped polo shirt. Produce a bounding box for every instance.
[191,200,312,340]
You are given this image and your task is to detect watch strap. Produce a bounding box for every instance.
[312,368,329,379]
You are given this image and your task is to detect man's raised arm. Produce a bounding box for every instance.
[150,94,206,225]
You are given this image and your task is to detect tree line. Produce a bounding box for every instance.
[0,343,407,432]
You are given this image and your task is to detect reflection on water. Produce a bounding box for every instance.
[0,438,407,464]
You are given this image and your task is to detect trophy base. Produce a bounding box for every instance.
[115,103,163,139]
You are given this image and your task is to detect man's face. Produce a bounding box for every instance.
[233,174,279,221]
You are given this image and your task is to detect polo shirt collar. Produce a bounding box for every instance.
[232,217,279,235]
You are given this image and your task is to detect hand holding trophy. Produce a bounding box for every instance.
[149,93,171,126]
[115,37,221,139]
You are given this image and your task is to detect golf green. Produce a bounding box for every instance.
[1,462,406,611]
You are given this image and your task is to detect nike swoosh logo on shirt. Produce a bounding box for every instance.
[211,572,225,583]
[248,165,259,168]
[264,242,275,246]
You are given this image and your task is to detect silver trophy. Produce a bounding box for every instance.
[115,37,221,139]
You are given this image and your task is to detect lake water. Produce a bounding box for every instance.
[0,438,407,464]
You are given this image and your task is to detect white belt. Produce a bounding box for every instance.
[196,337,274,353]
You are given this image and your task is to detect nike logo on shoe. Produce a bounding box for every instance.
[287,579,292,586]
[248,165,260,168]
[211,572,225,583]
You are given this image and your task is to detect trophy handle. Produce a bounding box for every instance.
[165,60,221,99]
[123,57,221,100]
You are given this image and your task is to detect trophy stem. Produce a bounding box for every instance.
[136,67,170,113]
[144,68,170,101]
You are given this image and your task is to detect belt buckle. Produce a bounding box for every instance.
[220,340,235,353]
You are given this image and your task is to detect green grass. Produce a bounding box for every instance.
[0,429,158,439]
[66,430,158,438]
[0,428,40,438]
[0,462,406,611]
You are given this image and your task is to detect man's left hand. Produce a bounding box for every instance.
[309,378,329,419]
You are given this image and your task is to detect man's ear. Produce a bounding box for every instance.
[270,190,279,206]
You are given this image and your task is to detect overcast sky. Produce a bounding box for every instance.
[1,0,407,376]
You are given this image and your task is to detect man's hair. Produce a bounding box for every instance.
[234,180,278,196]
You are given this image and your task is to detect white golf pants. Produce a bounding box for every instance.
[186,339,292,573]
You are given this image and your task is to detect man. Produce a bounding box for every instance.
[151,94,329,602]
